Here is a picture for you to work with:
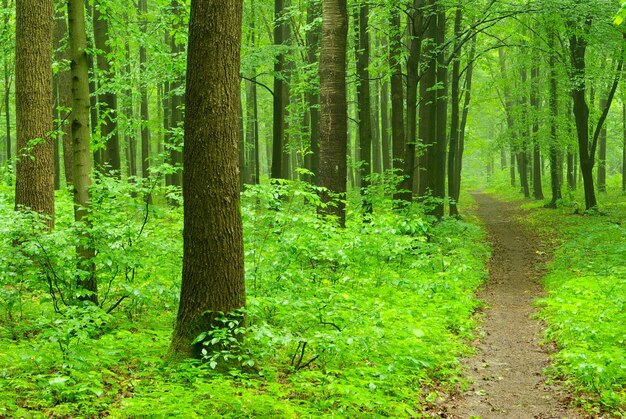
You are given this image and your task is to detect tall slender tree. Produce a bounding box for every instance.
[318,0,348,226]
[68,0,97,303]
[14,0,54,228]
[170,0,245,358]
[93,1,120,173]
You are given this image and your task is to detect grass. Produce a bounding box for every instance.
[0,179,490,417]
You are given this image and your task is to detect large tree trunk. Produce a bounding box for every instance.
[93,1,120,173]
[170,0,245,359]
[15,0,55,228]
[68,0,97,304]
[318,0,348,226]
[390,9,407,204]
[354,1,372,214]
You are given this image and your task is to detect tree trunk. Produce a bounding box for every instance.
[531,65,543,200]
[305,1,321,183]
[354,1,372,214]
[139,0,150,179]
[380,59,391,173]
[390,9,408,204]
[448,8,462,216]
[93,1,120,173]
[417,1,436,198]
[597,97,607,193]
[165,0,183,188]
[15,0,55,228]
[433,4,447,218]
[3,0,10,165]
[569,26,597,210]
[68,0,97,304]
[170,0,245,359]
[404,0,423,203]
[271,0,286,180]
[54,6,74,186]
[318,0,348,226]
[452,35,475,216]
[623,100,626,192]
[548,31,561,207]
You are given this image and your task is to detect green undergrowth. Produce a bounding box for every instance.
[0,179,489,417]
[498,189,625,416]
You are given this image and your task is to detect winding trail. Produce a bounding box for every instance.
[444,192,584,418]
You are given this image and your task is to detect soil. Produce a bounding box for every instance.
[439,192,585,419]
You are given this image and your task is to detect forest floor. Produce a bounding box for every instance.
[443,192,585,419]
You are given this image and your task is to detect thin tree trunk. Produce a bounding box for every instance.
[15,0,55,228]
[2,0,10,164]
[354,1,372,214]
[271,0,285,180]
[166,0,183,188]
[548,30,561,207]
[531,65,543,199]
[448,8,462,216]
[68,0,97,304]
[139,0,150,179]
[433,4,447,218]
[305,0,321,183]
[380,60,391,173]
[597,97,607,192]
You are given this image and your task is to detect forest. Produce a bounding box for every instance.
[0,0,625,417]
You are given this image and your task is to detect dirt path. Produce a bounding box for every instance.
[443,192,583,419]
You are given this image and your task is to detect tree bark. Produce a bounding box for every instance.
[354,1,372,214]
[432,5,447,218]
[318,0,348,226]
[271,0,286,180]
[93,1,120,173]
[569,24,597,210]
[15,0,55,228]
[597,97,607,193]
[305,1,321,183]
[170,0,245,359]
[139,0,150,179]
[54,6,74,187]
[165,0,183,188]
[531,65,543,200]
[68,0,97,304]
[448,8,462,216]
[548,31,561,207]
[390,9,407,204]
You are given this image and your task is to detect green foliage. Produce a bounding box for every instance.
[523,194,626,415]
[0,181,489,416]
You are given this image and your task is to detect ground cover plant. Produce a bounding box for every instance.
[0,180,489,417]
